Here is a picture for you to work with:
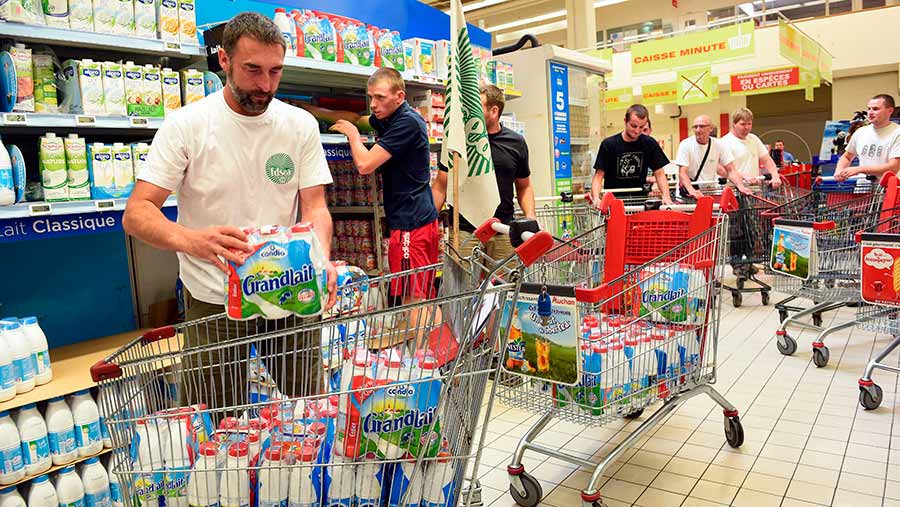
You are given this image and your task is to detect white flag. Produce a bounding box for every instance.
[440,0,500,228]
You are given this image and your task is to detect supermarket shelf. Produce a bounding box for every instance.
[280,56,450,92]
[330,206,375,215]
[0,195,177,220]
[7,448,112,487]
[0,329,149,413]
[570,137,591,146]
[0,21,204,58]
[505,89,524,99]
[0,112,163,130]
[321,133,377,144]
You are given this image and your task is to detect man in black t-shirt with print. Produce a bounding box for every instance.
[433,84,536,261]
[591,104,672,205]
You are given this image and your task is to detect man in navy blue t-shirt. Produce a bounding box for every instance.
[330,68,439,303]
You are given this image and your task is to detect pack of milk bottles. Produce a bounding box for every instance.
[0,317,53,400]
[0,452,116,507]
[0,390,111,485]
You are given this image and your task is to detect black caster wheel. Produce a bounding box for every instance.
[725,416,744,448]
[624,409,644,419]
[736,277,746,290]
[761,291,770,306]
[859,383,883,410]
[777,334,797,356]
[509,471,543,507]
[813,313,823,327]
[778,309,788,323]
[732,291,742,307]
[813,346,830,368]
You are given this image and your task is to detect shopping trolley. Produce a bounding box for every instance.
[89,223,555,507]
[772,174,900,368]
[499,196,742,507]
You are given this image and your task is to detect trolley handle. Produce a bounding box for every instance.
[772,217,836,231]
[474,218,554,267]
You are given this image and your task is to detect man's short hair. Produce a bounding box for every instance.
[480,84,505,115]
[368,68,406,94]
[872,94,896,109]
[624,104,649,123]
[775,139,784,144]
[732,107,754,124]
[223,12,285,56]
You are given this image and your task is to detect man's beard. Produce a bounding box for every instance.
[227,74,274,113]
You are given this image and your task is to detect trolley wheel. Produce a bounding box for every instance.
[509,472,542,507]
[813,346,830,368]
[813,313,824,327]
[761,291,770,306]
[777,334,797,356]
[732,291,742,308]
[736,277,746,290]
[859,383,883,410]
[778,309,788,323]
[624,409,644,419]
[724,416,744,448]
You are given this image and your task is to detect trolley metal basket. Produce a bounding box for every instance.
[772,173,900,368]
[89,224,555,507]
[498,196,741,507]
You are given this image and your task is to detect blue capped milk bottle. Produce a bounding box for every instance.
[326,452,354,507]
[1,319,35,394]
[388,456,425,507]
[54,466,85,507]
[354,452,382,507]
[0,486,25,507]
[69,391,102,456]
[27,475,59,507]
[80,457,111,507]
[16,404,51,475]
[0,324,17,402]
[422,451,455,507]
[0,412,24,485]
[45,397,78,465]
[186,442,218,507]
[20,318,51,386]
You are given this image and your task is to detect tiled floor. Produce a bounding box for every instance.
[472,287,900,507]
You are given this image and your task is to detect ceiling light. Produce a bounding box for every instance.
[442,0,512,14]
[738,2,754,16]
[485,0,627,33]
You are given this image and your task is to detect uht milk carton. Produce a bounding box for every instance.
[78,59,105,115]
[374,29,404,71]
[102,61,127,116]
[634,264,707,325]
[64,134,90,201]
[87,143,118,199]
[113,0,134,35]
[142,65,163,117]
[123,62,144,116]
[226,224,328,320]
[338,22,372,66]
[181,69,204,104]
[297,12,337,61]
[158,0,179,42]
[161,69,181,115]
[39,133,68,202]
[133,0,156,38]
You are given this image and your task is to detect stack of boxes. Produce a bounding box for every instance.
[410,90,445,142]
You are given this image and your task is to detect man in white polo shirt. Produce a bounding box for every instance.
[676,114,750,199]
[721,107,781,188]
[834,94,900,181]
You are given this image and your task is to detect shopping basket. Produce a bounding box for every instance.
[498,196,741,507]
[89,223,555,507]
[772,173,900,368]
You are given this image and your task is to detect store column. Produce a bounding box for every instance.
[566,0,597,50]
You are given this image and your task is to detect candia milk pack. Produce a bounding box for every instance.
[226,224,327,320]
[633,264,707,325]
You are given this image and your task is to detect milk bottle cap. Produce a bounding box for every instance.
[20,317,37,325]
[246,432,259,444]
[0,321,19,331]
[0,487,14,494]
[60,465,75,473]
[228,442,248,458]
[20,403,36,410]
[198,442,217,457]
[263,447,281,461]
[32,475,48,484]
[84,457,99,465]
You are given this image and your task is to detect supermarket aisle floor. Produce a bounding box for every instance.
[473,292,900,507]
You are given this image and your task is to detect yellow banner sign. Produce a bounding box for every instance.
[641,82,678,105]
[677,66,716,105]
[631,21,754,74]
[603,87,633,111]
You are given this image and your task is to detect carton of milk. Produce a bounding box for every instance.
[178,0,197,43]
[78,59,105,116]
[93,0,116,34]
[123,62,144,116]
[142,65,163,117]
[161,68,181,116]
[158,0,179,42]
[113,0,134,35]
[434,40,450,81]
[181,69,204,105]
[64,134,91,201]
[102,61,127,116]
[68,0,94,31]
[88,143,119,199]
[60,59,84,114]
[111,143,134,192]
[133,0,156,38]
[131,143,150,180]
[404,38,435,79]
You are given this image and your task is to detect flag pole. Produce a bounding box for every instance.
[452,151,460,251]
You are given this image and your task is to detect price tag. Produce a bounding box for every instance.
[3,113,26,125]
[28,203,52,216]
[129,116,150,128]
[75,115,97,127]
[165,41,182,51]
[94,200,116,211]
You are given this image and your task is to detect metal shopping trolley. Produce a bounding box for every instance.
[499,196,741,507]
[89,223,555,507]
[772,174,900,368]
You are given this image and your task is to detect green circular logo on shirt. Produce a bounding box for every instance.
[265,153,295,184]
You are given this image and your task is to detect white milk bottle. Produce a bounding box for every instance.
[388,456,424,507]
[326,452,354,507]
[257,447,287,507]
[354,452,382,507]
[80,457,111,507]
[0,485,25,507]
[287,446,317,507]
[27,475,58,507]
[45,397,78,465]
[245,432,260,466]
[133,418,163,507]
[219,443,249,507]
[163,416,190,507]
[186,442,218,507]
[1,320,35,394]
[16,404,51,475]
[422,451,454,507]
[96,387,112,449]
[0,325,17,402]
[0,412,24,484]
[335,350,373,458]
[69,391,102,456]
[20,318,50,386]
[272,8,294,53]
[107,452,123,507]
[54,466,85,507]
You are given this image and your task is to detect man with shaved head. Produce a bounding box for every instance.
[676,114,750,198]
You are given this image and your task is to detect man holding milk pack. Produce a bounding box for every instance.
[123,12,337,408]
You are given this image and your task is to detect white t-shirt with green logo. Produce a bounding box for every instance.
[140,90,333,305]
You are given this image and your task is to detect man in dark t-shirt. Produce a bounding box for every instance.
[330,68,439,303]
[433,84,536,261]
[592,104,672,205]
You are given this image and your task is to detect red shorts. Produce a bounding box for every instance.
[388,220,440,298]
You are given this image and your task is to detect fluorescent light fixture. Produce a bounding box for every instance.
[485,0,626,33]
[442,0,513,14]
[495,19,568,42]
[738,2,754,16]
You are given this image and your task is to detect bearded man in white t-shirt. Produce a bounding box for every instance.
[834,94,900,181]
[721,107,782,188]
[676,114,751,199]
[122,12,337,407]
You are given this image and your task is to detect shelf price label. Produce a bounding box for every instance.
[129,116,150,128]
[75,115,97,127]
[94,200,116,211]
[3,113,26,125]
[28,203,52,216]
[165,41,182,51]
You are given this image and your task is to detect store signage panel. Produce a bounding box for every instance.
[631,21,754,74]
[677,66,716,105]
[641,81,678,105]
[549,62,572,185]
[0,207,177,243]
[730,67,801,95]
[604,87,633,111]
